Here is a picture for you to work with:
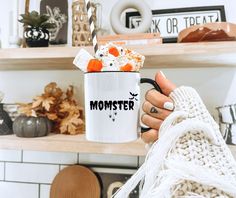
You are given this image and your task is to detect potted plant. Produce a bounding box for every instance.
[18,11,56,47]
[13,82,84,138]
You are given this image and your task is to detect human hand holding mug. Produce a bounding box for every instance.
[141,71,176,144]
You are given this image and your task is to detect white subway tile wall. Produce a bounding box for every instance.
[79,153,138,167]
[0,182,38,198]
[23,151,78,164]
[0,148,234,198]
[138,156,145,167]
[0,149,22,162]
[60,165,69,171]
[40,184,51,198]
[5,163,59,183]
[0,162,4,180]
[0,149,141,198]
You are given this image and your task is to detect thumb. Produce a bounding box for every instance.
[155,71,176,96]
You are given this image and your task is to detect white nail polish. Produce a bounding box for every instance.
[160,71,166,78]
[164,102,174,110]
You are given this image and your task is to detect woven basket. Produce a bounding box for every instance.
[72,0,97,46]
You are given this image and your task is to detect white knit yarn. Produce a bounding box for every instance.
[113,86,236,198]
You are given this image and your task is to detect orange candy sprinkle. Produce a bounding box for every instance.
[87,59,103,72]
[120,63,133,71]
[109,47,119,57]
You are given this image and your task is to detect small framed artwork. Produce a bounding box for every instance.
[40,0,68,45]
[26,0,73,45]
[126,6,226,43]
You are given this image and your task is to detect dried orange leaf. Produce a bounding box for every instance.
[44,82,63,98]
[59,114,84,135]
[66,85,74,100]
[18,103,33,117]
[33,96,55,111]
[31,110,37,117]
[46,113,58,120]
[59,101,81,115]
[44,82,57,94]
[32,97,42,108]
[59,101,71,112]
[17,82,84,135]
[42,97,55,111]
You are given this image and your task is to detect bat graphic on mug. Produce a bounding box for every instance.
[129,92,138,101]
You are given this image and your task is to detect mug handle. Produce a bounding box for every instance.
[140,78,162,133]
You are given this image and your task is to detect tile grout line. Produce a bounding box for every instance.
[3,162,6,181]
[137,156,140,168]
[2,180,52,185]
[1,161,72,166]
[77,152,80,164]
[21,150,23,162]
[1,160,139,167]
[38,184,40,198]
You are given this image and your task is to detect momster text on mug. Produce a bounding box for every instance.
[84,71,161,143]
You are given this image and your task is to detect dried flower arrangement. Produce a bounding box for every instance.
[18,82,84,135]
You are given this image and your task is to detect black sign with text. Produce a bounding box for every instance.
[126,6,226,43]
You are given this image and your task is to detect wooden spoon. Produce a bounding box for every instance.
[50,165,101,198]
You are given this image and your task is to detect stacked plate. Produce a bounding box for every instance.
[217,104,236,145]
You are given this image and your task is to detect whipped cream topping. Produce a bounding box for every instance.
[73,43,145,72]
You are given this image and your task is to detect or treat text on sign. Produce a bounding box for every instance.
[126,6,226,42]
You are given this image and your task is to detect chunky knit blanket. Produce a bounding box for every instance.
[114,86,236,198]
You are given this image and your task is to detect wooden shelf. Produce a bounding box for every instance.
[0,134,146,156]
[0,133,235,157]
[0,41,236,70]
[0,46,92,70]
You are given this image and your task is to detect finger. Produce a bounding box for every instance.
[155,71,176,96]
[141,128,158,143]
[142,101,172,120]
[145,89,174,111]
[141,114,163,130]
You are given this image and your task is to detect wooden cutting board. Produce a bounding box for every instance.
[50,165,101,198]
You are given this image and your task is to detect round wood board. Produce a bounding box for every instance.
[50,165,101,198]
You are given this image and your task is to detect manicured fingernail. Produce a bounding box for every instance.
[164,102,174,110]
[160,71,166,78]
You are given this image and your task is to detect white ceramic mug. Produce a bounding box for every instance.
[84,72,161,143]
